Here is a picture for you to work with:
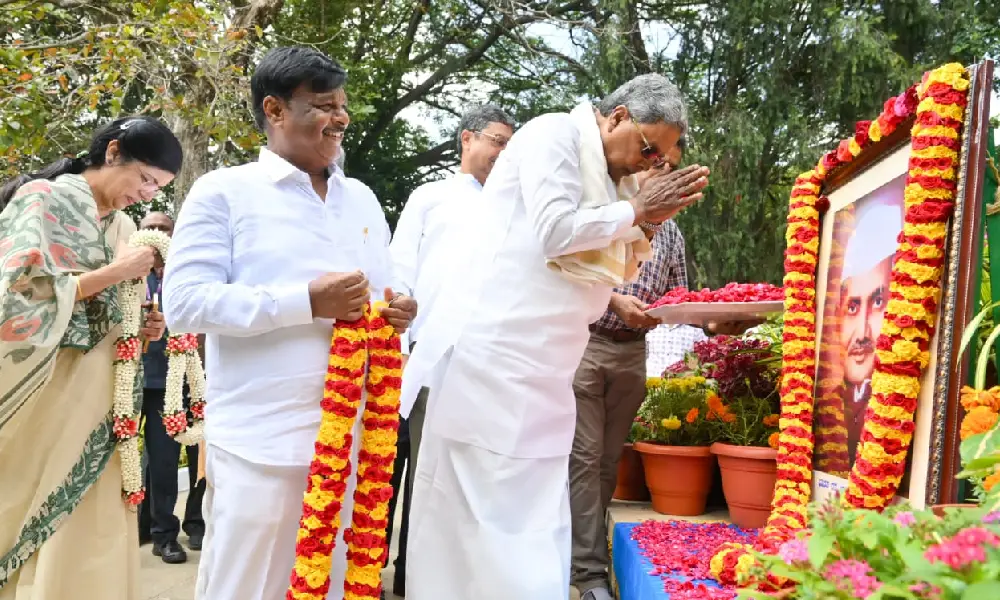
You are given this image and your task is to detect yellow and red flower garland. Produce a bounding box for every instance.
[287,301,402,600]
[710,63,970,587]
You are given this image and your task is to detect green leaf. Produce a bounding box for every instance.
[976,325,1000,389]
[870,584,919,600]
[962,581,1000,600]
[808,531,834,568]
[958,301,1000,358]
[960,427,1000,472]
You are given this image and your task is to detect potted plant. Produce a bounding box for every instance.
[633,375,718,516]
[613,416,651,502]
[738,498,1000,599]
[666,331,783,529]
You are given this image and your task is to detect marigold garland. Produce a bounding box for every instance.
[710,63,970,587]
[112,228,170,508]
[286,302,402,600]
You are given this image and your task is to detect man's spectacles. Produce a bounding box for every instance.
[631,118,665,168]
[475,130,510,149]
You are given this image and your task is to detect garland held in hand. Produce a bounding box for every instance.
[287,301,402,600]
[710,63,970,587]
[162,332,206,446]
[112,229,170,507]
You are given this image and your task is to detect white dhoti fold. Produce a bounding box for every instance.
[195,442,361,600]
[406,430,571,600]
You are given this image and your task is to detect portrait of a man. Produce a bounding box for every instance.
[839,199,901,463]
[813,174,906,477]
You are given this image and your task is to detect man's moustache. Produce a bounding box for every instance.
[848,339,873,355]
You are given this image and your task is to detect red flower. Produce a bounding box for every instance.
[836,139,854,162]
[854,120,872,147]
[296,535,321,556]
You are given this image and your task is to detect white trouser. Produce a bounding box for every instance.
[406,430,571,600]
[195,444,359,600]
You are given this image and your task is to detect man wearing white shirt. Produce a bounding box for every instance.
[401,74,710,600]
[162,46,416,600]
[387,103,514,597]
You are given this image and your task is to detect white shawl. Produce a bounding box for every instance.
[547,102,652,286]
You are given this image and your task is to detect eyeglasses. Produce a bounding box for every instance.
[475,130,510,149]
[631,118,665,168]
[133,163,162,193]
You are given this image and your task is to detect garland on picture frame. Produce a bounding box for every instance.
[710,63,971,588]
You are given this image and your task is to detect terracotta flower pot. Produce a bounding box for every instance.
[930,503,978,518]
[712,442,778,529]
[633,442,714,516]
[613,443,650,501]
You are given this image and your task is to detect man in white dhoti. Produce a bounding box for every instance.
[162,46,416,600]
[400,74,710,600]
[388,103,514,597]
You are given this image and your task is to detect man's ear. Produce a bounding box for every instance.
[460,129,474,150]
[262,95,285,128]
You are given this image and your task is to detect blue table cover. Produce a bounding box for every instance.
[611,521,724,600]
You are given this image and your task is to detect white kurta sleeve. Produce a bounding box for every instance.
[518,117,636,259]
[389,188,428,297]
[163,175,314,337]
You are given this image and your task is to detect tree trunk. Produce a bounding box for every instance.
[169,113,211,213]
[168,0,286,211]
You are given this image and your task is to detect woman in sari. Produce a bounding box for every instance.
[0,116,183,599]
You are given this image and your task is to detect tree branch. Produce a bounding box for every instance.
[410,140,455,167]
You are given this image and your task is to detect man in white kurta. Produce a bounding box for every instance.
[163,47,415,600]
[387,103,513,596]
[401,74,710,599]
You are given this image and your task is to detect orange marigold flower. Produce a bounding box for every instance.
[763,414,780,427]
[984,471,1000,493]
[960,386,1000,412]
[686,407,699,423]
[960,406,999,440]
[722,411,737,424]
[768,432,780,449]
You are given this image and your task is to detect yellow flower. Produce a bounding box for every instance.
[646,377,664,390]
[661,416,682,430]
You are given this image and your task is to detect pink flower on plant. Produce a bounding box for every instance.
[777,538,808,565]
[983,511,1000,524]
[925,527,1000,570]
[893,511,916,527]
[910,583,943,599]
[823,559,881,599]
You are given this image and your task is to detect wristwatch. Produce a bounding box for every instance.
[639,221,662,235]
